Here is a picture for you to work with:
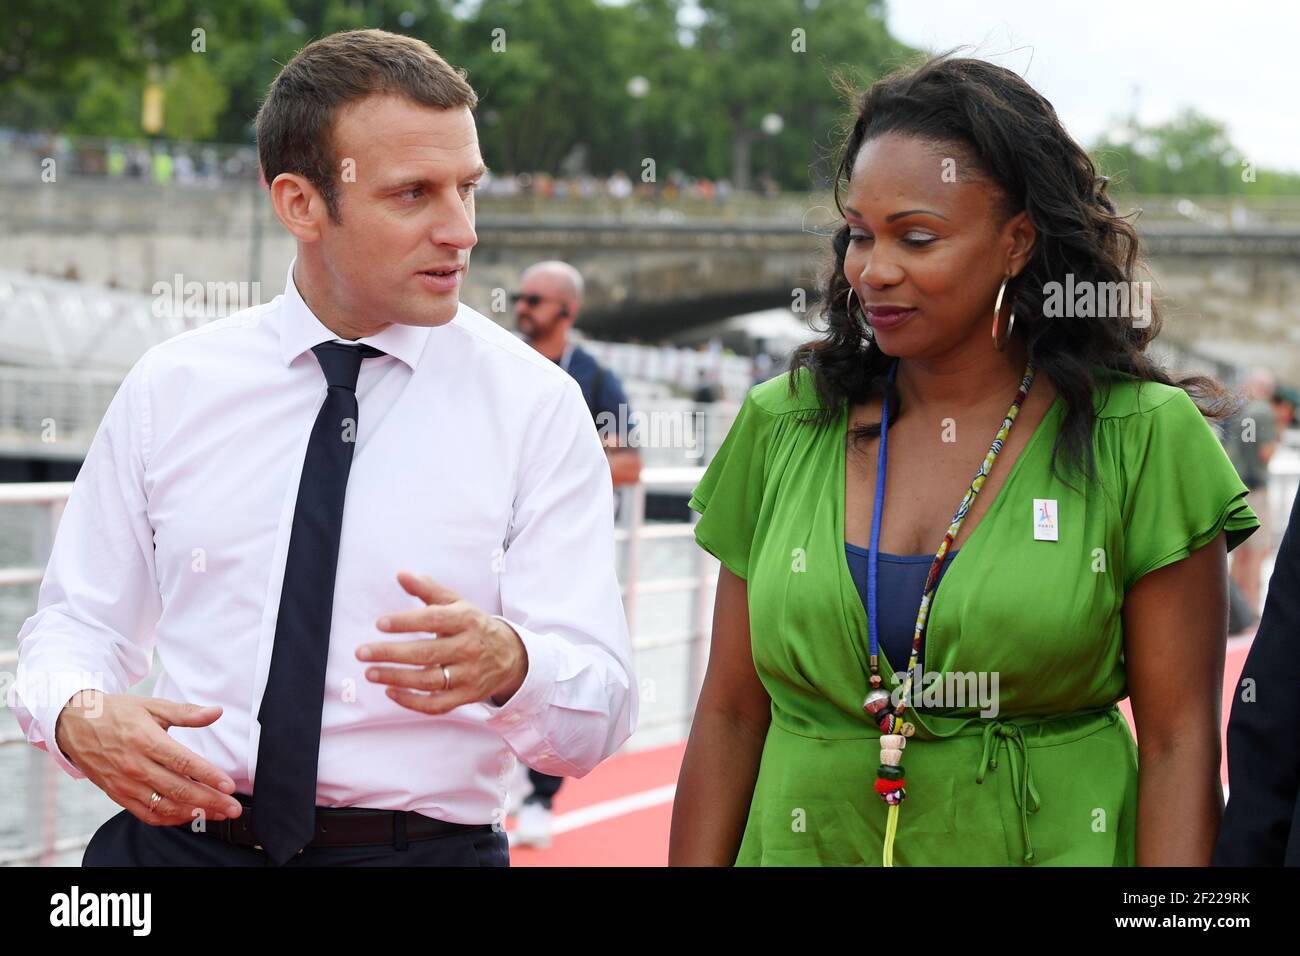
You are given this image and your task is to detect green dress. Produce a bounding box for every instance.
[687,366,1260,866]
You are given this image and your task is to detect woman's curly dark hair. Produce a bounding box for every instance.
[790,51,1234,490]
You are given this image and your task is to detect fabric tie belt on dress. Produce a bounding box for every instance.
[974,721,1043,863]
[918,704,1121,865]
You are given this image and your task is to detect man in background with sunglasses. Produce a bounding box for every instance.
[513,262,642,487]
[510,260,642,846]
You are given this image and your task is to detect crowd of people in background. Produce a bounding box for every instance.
[0,128,783,201]
[477,168,781,203]
[0,129,261,184]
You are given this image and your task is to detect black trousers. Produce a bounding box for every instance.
[527,769,563,808]
[82,808,509,867]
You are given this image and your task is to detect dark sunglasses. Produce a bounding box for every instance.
[509,292,554,308]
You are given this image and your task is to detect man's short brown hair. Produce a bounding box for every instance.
[256,29,478,222]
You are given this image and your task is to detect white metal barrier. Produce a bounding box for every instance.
[4,443,1297,866]
[0,367,123,461]
[0,468,715,866]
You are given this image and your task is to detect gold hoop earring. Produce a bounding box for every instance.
[992,275,1016,352]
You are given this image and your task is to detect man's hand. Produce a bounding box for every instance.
[53,690,244,826]
[359,571,529,714]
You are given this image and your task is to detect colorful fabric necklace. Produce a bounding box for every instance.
[862,356,1037,866]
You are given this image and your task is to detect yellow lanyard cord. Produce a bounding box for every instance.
[883,804,900,867]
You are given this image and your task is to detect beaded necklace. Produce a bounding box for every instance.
[862,357,1037,866]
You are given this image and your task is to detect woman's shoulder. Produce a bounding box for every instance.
[1088,368,1194,422]
[1084,369,1231,491]
[744,365,833,418]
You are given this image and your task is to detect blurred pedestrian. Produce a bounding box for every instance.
[1224,367,1279,615]
[512,259,642,847]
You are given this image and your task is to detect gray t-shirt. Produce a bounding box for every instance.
[1223,398,1277,490]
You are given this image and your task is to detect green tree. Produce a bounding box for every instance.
[1092,108,1300,196]
[453,0,667,176]
[0,0,287,137]
[682,0,915,190]
[163,54,230,141]
[70,69,141,138]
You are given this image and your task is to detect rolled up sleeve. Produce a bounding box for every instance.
[9,354,162,779]
[481,375,637,777]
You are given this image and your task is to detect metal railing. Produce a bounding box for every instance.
[0,481,68,866]
[0,468,716,866]
[6,438,1297,865]
[0,367,124,461]
[0,269,211,375]
[0,271,750,460]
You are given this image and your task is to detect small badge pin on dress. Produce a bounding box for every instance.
[1033,498,1059,541]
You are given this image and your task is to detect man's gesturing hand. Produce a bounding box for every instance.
[359,570,529,714]
[54,690,244,826]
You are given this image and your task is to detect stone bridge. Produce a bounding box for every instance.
[3,183,1299,376]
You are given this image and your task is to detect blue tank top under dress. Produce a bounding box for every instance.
[844,544,959,674]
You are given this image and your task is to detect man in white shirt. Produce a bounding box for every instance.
[10,28,636,867]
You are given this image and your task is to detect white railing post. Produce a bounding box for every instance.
[26,745,59,866]
[2,485,72,865]
[622,482,645,646]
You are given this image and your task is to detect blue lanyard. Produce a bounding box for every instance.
[866,358,900,663]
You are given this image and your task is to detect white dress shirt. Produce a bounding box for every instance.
[11,260,637,824]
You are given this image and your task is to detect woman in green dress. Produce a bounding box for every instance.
[668,55,1259,867]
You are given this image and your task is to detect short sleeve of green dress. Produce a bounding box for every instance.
[688,366,1259,867]
[1117,384,1259,590]
[688,389,776,580]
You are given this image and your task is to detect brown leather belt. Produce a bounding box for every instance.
[189,792,494,852]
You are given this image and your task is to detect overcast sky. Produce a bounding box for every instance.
[883,0,1300,173]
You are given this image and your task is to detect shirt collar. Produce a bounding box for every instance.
[278,257,432,371]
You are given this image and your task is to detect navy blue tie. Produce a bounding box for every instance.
[253,341,384,864]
